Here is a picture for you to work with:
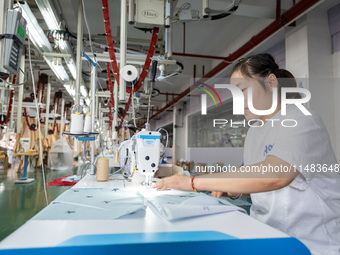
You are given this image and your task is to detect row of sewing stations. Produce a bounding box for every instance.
[0,113,309,254]
[0,0,312,253]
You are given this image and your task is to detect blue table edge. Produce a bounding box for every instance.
[0,231,310,255]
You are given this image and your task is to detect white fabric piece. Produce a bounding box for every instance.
[139,189,245,221]
[62,175,81,183]
[244,105,340,255]
[48,137,73,170]
[33,188,145,220]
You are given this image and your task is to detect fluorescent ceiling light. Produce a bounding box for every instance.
[44,56,69,82]
[58,40,72,55]
[66,60,77,80]
[64,84,75,98]
[19,2,71,84]
[85,98,91,106]
[60,40,76,80]
[35,0,77,81]
[19,3,53,53]
[35,0,60,30]
[80,85,88,98]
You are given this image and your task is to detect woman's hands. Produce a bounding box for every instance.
[211,191,241,199]
[211,191,223,198]
[154,174,192,191]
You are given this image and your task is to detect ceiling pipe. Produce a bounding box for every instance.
[119,0,128,101]
[276,0,281,23]
[172,52,225,60]
[141,0,324,125]
[75,0,83,105]
[183,22,186,54]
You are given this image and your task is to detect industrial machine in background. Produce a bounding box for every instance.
[117,128,167,186]
[132,130,161,185]
[129,0,167,29]
[0,6,27,79]
[19,138,30,153]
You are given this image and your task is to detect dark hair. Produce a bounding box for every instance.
[275,69,301,98]
[231,53,300,99]
[232,53,278,78]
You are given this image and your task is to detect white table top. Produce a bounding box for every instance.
[0,173,289,249]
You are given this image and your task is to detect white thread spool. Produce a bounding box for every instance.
[83,114,92,133]
[96,157,109,182]
[120,65,138,82]
[70,113,84,134]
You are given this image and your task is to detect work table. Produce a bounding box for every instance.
[0,173,310,254]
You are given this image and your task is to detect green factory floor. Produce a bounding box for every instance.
[0,164,76,242]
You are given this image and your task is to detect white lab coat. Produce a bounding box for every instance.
[244,105,340,255]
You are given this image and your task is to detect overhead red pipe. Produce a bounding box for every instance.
[0,90,14,125]
[172,52,225,60]
[106,63,114,105]
[118,28,159,129]
[102,0,120,84]
[276,0,281,23]
[183,23,186,54]
[141,0,323,125]
[101,1,159,129]
[106,63,114,132]
[193,64,196,83]
[126,27,159,93]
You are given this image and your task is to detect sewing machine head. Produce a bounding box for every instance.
[20,138,30,152]
[134,130,161,185]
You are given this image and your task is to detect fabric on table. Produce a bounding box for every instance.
[33,188,145,220]
[62,175,81,183]
[139,189,246,221]
[45,175,78,186]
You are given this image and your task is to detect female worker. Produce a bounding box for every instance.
[154,54,340,255]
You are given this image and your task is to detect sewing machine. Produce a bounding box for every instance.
[129,130,161,185]
[19,138,30,153]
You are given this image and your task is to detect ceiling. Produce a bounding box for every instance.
[20,0,329,126]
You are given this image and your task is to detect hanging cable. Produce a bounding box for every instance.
[131,82,136,128]
[23,74,48,131]
[101,2,159,128]
[107,99,113,135]
[2,68,27,86]
[105,63,115,105]
[157,127,169,156]
[0,90,14,125]
[81,0,97,65]
[106,63,114,133]
[206,0,242,21]
[102,0,120,84]
[63,105,69,132]
[53,97,60,134]
[28,34,49,206]
[23,97,36,131]
[118,28,159,129]
[126,27,159,93]
[205,0,235,13]
[146,60,158,130]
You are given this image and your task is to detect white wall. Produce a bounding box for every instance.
[188,147,244,171]
[286,5,338,160]
[332,51,340,161]
[285,18,309,83]
[154,2,340,164]
[174,102,187,161]
[154,111,173,130]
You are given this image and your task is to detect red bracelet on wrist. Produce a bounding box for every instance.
[191,176,199,192]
